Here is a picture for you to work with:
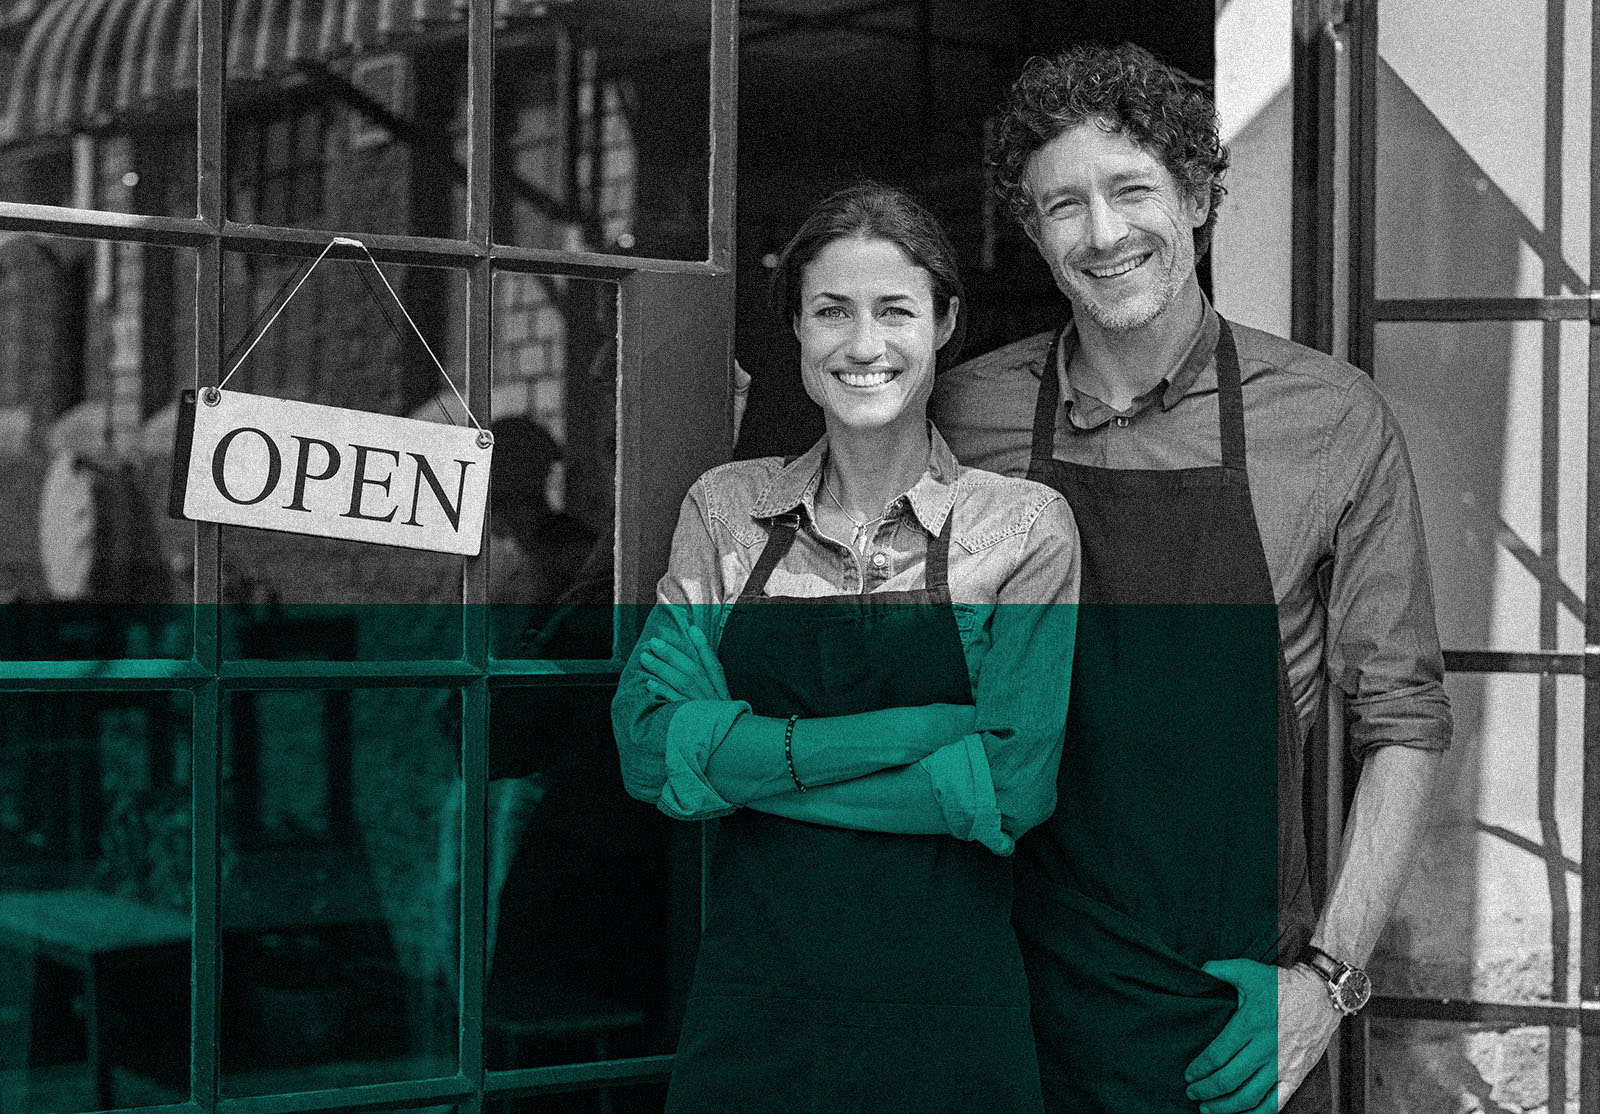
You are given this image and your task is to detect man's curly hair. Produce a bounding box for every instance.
[991,43,1230,256]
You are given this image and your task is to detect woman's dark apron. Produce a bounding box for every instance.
[664,513,1043,1114]
[1015,318,1331,1113]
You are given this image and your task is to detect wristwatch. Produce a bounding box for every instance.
[1298,944,1372,1016]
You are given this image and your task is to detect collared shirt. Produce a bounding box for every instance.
[612,427,1080,853]
[931,303,1452,759]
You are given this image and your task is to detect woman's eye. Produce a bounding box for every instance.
[881,306,915,319]
[816,305,848,320]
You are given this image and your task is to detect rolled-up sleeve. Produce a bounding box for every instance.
[1324,379,1453,759]
[918,491,1080,849]
[919,733,1011,853]
[659,699,747,819]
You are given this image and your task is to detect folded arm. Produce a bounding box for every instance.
[612,486,980,815]
[751,494,1081,853]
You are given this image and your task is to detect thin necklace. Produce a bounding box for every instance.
[819,477,885,549]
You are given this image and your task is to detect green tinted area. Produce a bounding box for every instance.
[1021,603,1287,1113]
[0,603,618,661]
[1,601,1284,1110]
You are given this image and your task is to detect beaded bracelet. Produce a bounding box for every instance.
[783,714,806,792]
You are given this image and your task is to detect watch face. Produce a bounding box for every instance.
[1333,968,1373,1013]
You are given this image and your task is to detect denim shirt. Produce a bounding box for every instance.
[612,426,1080,854]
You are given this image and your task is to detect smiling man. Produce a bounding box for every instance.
[931,43,1452,1114]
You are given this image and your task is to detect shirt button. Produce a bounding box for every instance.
[1114,416,1129,428]
[871,552,888,568]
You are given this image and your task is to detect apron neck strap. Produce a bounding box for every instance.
[924,511,954,593]
[1028,327,1066,467]
[1214,318,1246,473]
[737,517,800,602]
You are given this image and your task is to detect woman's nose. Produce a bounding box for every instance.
[846,317,886,361]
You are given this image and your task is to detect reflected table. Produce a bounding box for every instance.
[0,888,189,1108]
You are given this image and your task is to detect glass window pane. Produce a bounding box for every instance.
[1376,2,1589,299]
[1372,674,1582,1004]
[216,250,470,660]
[492,1,712,260]
[0,235,196,659]
[221,687,459,1094]
[1368,1019,1580,1113]
[484,684,681,1069]
[489,274,616,659]
[0,0,199,217]
[224,0,462,239]
[0,691,193,1111]
[1374,320,1587,656]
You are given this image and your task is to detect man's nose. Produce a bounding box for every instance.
[1085,195,1130,253]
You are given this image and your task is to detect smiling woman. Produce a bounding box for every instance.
[611,182,1082,1113]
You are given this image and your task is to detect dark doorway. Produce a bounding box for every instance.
[733,0,1214,460]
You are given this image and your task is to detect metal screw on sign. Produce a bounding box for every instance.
[476,430,494,449]
[201,387,221,406]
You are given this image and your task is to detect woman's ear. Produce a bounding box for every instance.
[935,297,960,349]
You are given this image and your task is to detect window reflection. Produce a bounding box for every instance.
[484,684,678,1072]
[0,692,193,1112]
[221,687,459,1093]
[0,2,198,216]
[0,237,194,657]
[490,275,617,658]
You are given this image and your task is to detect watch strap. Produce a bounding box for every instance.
[1299,943,1343,980]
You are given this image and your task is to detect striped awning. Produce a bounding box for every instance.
[0,0,722,144]
[0,0,563,143]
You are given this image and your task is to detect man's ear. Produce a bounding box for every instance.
[1187,188,1211,230]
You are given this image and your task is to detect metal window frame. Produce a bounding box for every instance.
[0,0,737,1107]
[1293,0,1600,1109]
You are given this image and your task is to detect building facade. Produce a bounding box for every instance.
[0,0,1594,1112]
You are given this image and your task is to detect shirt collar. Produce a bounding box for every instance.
[748,423,961,537]
[1056,298,1221,430]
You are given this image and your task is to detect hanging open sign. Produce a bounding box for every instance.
[170,388,492,555]
[168,237,493,556]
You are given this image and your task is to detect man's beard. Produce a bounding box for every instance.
[1061,236,1193,333]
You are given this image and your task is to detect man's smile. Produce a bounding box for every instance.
[834,368,900,388]
[1082,251,1153,279]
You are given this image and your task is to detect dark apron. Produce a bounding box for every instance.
[665,513,1043,1114]
[1016,318,1330,1113]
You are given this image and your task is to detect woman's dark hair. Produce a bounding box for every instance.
[769,181,967,371]
[991,43,1229,257]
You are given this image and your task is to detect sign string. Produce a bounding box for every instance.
[215,236,483,434]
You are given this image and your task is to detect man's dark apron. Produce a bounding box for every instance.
[1016,318,1331,1113]
[665,514,1043,1114]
